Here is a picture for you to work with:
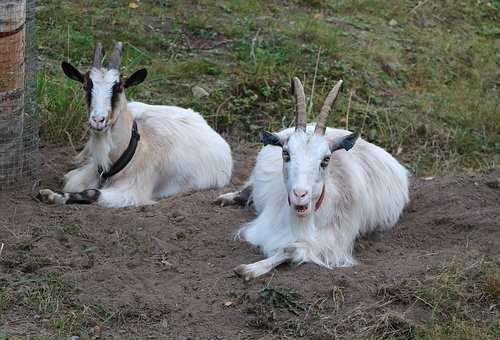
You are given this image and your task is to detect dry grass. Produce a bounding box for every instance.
[238,259,499,339]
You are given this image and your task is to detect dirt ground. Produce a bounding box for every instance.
[1,144,499,339]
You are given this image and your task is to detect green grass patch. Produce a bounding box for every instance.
[23,276,74,315]
[36,0,500,176]
[3,274,146,338]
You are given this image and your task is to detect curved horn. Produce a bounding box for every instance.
[93,42,103,69]
[292,77,307,131]
[315,79,343,135]
[108,41,123,70]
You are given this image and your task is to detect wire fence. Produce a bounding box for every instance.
[0,0,39,193]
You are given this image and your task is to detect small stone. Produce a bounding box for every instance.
[174,215,186,222]
[160,259,175,270]
[389,19,398,27]
[485,179,499,189]
[192,86,210,98]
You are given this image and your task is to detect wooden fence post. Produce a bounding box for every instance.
[0,0,26,189]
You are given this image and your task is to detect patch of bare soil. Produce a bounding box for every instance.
[1,144,499,339]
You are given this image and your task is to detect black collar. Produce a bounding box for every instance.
[98,120,140,187]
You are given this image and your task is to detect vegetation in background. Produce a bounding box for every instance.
[36,0,500,176]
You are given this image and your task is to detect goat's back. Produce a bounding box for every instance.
[127,101,233,191]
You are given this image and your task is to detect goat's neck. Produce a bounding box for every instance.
[88,101,134,172]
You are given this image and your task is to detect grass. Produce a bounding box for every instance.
[0,274,146,339]
[239,259,499,339]
[35,0,500,176]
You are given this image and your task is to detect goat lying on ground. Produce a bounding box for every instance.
[39,42,232,208]
[216,78,409,280]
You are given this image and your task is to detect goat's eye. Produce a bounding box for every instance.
[320,156,330,168]
[282,150,290,162]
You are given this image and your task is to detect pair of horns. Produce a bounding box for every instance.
[92,41,123,70]
[292,77,343,135]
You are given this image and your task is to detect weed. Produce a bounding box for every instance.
[259,285,306,316]
[35,0,499,174]
[23,276,74,315]
[47,223,82,236]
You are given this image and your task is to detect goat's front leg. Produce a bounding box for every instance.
[235,244,304,280]
[63,163,99,192]
[214,183,253,207]
[39,176,155,207]
[38,189,100,204]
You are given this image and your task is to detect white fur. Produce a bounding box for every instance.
[229,124,409,279]
[61,69,232,208]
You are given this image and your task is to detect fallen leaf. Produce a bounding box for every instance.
[223,300,236,307]
[396,146,403,155]
[92,325,102,339]
[129,2,139,9]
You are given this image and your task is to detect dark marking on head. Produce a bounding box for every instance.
[83,73,93,107]
[111,81,124,111]
[260,131,283,147]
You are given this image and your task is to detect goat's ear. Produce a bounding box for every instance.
[260,131,283,147]
[61,62,84,83]
[330,132,359,152]
[124,68,148,88]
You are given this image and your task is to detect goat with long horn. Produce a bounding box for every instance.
[39,41,233,207]
[217,77,409,280]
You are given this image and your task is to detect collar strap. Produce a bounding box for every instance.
[314,184,326,211]
[98,120,140,187]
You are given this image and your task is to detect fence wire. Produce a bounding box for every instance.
[0,0,39,192]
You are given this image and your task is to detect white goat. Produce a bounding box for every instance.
[39,42,232,207]
[217,78,409,280]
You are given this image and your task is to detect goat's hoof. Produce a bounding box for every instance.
[234,264,254,281]
[214,192,238,207]
[37,189,65,205]
[37,189,56,204]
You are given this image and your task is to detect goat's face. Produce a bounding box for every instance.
[262,130,357,216]
[260,77,357,217]
[61,42,147,132]
[85,68,121,131]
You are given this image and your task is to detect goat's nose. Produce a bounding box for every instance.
[293,189,308,198]
[92,116,105,124]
